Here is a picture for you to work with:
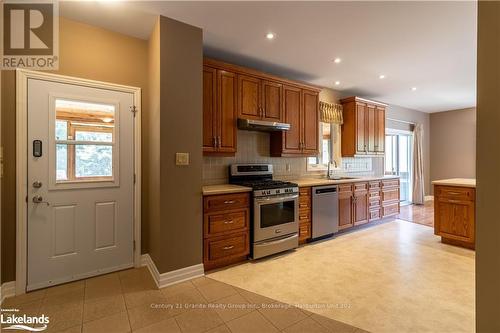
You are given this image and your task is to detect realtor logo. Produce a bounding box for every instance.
[1,0,59,69]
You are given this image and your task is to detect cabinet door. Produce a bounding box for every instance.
[375,106,385,153]
[353,188,369,225]
[366,104,376,153]
[435,198,475,243]
[203,67,217,153]
[282,85,302,154]
[302,89,319,155]
[238,75,261,120]
[218,70,237,154]
[356,102,367,154]
[262,80,283,122]
[338,186,354,230]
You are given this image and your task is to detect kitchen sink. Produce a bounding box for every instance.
[328,176,358,180]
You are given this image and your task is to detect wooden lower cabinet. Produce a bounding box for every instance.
[338,184,354,230]
[298,187,312,243]
[339,179,400,231]
[353,182,369,226]
[434,185,475,249]
[203,192,250,270]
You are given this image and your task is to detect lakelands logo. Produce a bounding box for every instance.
[1,310,49,331]
[1,0,59,69]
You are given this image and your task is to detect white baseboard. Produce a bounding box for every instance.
[424,195,434,201]
[1,281,16,304]
[141,254,204,289]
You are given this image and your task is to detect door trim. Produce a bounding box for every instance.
[15,69,142,295]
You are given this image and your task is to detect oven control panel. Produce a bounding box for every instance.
[254,187,299,197]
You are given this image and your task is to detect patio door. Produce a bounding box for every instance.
[27,77,135,291]
[385,130,413,205]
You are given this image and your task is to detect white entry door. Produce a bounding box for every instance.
[27,78,135,291]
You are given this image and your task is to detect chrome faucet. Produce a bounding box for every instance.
[327,160,338,179]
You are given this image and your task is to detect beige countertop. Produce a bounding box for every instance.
[432,178,476,188]
[202,175,399,195]
[202,184,252,196]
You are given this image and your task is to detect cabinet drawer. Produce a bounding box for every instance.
[369,181,381,191]
[206,210,248,236]
[299,199,311,210]
[382,188,400,203]
[204,193,250,212]
[382,179,400,188]
[354,182,368,191]
[339,184,353,193]
[369,209,381,221]
[299,210,311,222]
[299,187,312,197]
[206,233,249,261]
[299,223,311,240]
[369,199,381,208]
[369,191,380,198]
[435,186,474,201]
[383,203,400,217]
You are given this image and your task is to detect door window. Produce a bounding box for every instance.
[54,99,116,183]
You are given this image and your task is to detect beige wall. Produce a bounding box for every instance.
[430,108,476,185]
[386,104,431,195]
[1,17,149,283]
[476,1,500,331]
[155,16,203,273]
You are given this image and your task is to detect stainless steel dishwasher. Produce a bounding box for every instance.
[312,185,339,240]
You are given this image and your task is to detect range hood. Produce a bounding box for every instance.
[237,118,290,132]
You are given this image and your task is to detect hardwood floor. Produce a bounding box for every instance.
[397,200,434,227]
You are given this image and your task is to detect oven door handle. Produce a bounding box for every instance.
[255,194,298,204]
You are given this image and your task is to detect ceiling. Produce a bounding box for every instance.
[60,1,477,113]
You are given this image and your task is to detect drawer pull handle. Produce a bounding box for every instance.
[223,245,234,250]
[299,204,308,208]
[300,215,308,220]
[446,192,461,195]
[223,200,236,204]
[224,219,234,224]
[447,199,461,203]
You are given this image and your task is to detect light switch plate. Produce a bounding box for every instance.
[175,152,190,166]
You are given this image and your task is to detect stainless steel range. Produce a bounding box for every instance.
[229,164,299,259]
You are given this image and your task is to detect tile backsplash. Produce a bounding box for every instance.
[203,130,384,185]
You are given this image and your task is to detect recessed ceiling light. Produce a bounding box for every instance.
[334,81,340,86]
[379,74,386,79]
[411,87,417,91]
[266,32,275,40]
[333,58,341,64]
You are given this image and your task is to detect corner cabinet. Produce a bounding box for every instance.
[340,96,386,157]
[203,66,237,155]
[270,88,319,157]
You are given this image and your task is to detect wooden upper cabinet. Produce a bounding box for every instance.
[238,76,284,122]
[375,106,385,153]
[203,67,217,153]
[238,75,261,120]
[203,66,237,156]
[355,102,367,154]
[262,80,283,121]
[302,89,319,154]
[341,96,387,157]
[270,87,319,157]
[281,85,302,154]
[218,71,237,154]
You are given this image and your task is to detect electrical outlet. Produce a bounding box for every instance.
[175,152,189,166]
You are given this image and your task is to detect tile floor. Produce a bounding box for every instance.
[1,267,365,333]
[397,200,434,227]
[208,220,475,333]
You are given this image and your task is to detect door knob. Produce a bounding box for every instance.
[32,181,42,188]
[32,195,50,206]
